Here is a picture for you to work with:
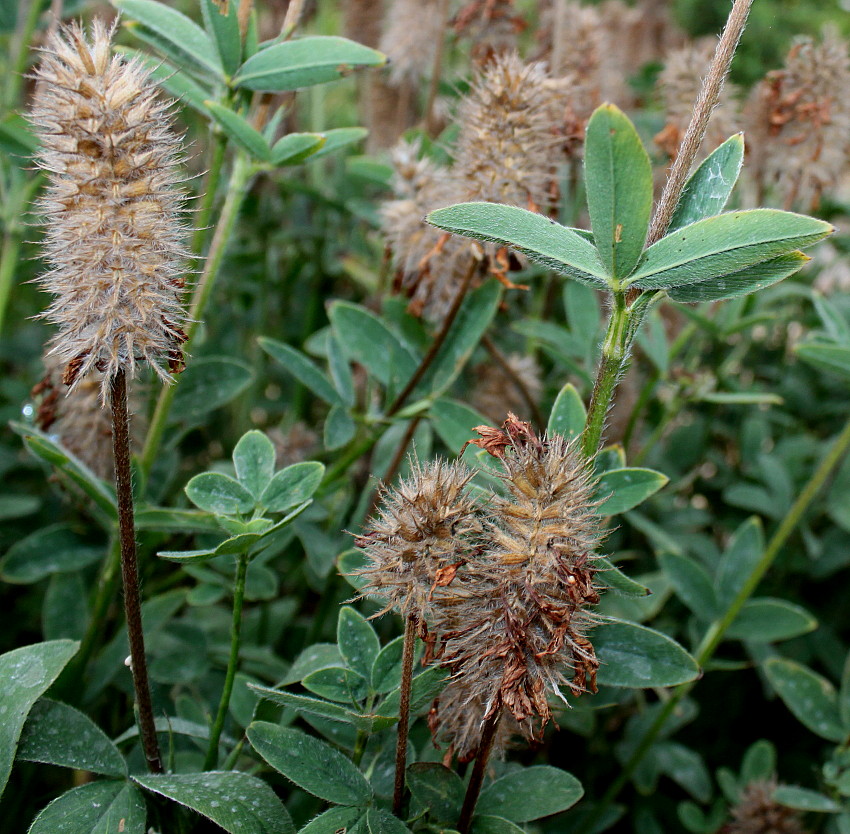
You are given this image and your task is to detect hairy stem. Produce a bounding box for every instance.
[204,551,249,770]
[0,230,22,341]
[111,369,162,774]
[648,0,754,245]
[141,153,253,477]
[393,614,417,817]
[457,710,502,834]
[589,413,850,826]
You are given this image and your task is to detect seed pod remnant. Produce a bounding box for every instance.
[30,20,188,401]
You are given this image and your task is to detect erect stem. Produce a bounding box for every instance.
[204,551,249,770]
[0,230,22,342]
[424,0,450,136]
[457,710,502,834]
[587,412,850,827]
[111,368,162,774]
[647,0,754,245]
[140,153,254,477]
[580,293,629,457]
[393,614,418,817]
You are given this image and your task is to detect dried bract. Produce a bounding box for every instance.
[723,779,809,834]
[30,20,189,400]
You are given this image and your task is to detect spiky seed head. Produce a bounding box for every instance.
[724,779,809,834]
[380,0,444,85]
[29,19,189,401]
[431,415,604,742]
[353,458,483,624]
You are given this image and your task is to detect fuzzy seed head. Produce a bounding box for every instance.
[30,20,189,400]
[380,0,444,85]
[354,458,482,623]
[724,780,809,834]
[432,416,604,741]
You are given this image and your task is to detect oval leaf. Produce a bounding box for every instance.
[271,132,325,165]
[247,722,372,805]
[726,598,817,643]
[478,765,583,822]
[260,461,324,513]
[135,771,294,834]
[584,103,653,279]
[233,36,386,91]
[658,551,718,620]
[594,619,699,688]
[627,210,833,290]
[172,357,253,422]
[548,383,586,440]
[1,524,102,584]
[774,785,842,813]
[185,472,255,516]
[205,101,271,161]
[596,468,669,515]
[29,781,146,834]
[337,607,380,679]
[233,430,276,498]
[259,337,342,405]
[406,763,464,824]
[427,202,610,288]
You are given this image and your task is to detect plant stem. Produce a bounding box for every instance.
[587,413,850,827]
[424,0,450,136]
[140,153,253,477]
[647,0,754,245]
[204,551,249,770]
[393,614,417,817]
[0,231,22,341]
[457,710,501,834]
[581,293,629,457]
[111,368,162,774]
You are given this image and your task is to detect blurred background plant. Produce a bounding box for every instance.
[2,0,850,832]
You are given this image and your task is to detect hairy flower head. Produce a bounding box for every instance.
[30,19,189,400]
[724,779,809,834]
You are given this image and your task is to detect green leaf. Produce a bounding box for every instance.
[302,666,368,702]
[206,100,271,161]
[478,766,583,822]
[382,666,448,717]
[261,461,324,513]
[726,598,817,642]
[367,807,411,834]
[17,699,125,778]
[596,468,669,515]
[324,405,357,450]
[172,357,253,422]
[327,334,355,406]
[471,817,526,834]
[284,643,344,684]
[427,203,610,289]
[329,301,418,390]
[626,210,832,290]
[715,517,764,609]
[115,0,222,78]
[657,552,718,620]
[10,422,117,518]
[135,772,294,834]
[185,472,255,516]
[667,252,809,303]
[259,337,342,405]
[669,133,745,231]
[741,740,776,784]
[597,557,651,597]
[773,785,842,813]
[763,658,845,741]
[594,619,699,688]
[370,636,404,694]
[271,132,326,165]
[1,524,102,584]
[584,103,652,279]
[796,342,850,381]
[429,398,489,458]
[233,36,386,91]
[135,507,221,534]
[200,0,241,76]
[300,807,364,834]
[43,573,88,641]
[0,495,39,521]
[310,127,369,160]
[233,430,276,498]
[29,781,146,834]
[548,383,587,440]
[0,640,78,797]
[247,722,372,805]
[337,607,380,679]
[406,763,464,823]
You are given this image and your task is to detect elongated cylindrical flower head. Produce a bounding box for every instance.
[30,19,188,399]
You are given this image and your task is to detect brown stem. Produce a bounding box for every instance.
[111,369,163,774]
[457,710,502,834]
[481,335,545,428]
[647,0,754,245]
[364,416,422,521]
[424,0,451,136]
[393,614,418,817]
[387,259,479,417]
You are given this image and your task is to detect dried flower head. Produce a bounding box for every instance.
[380,0,444,85]
[354,458,482,624]
[432,415,604,742]
[655,39,741,159]
[454,0,527,64]
[746,28,850,211]
[723,779,809,834]
[30,19,188,400]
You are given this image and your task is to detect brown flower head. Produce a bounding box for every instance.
[380,0,444,85]
[723,779,809,834]
[354,458,482,624]
[29,19,189,400]
[431,416,604,742]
